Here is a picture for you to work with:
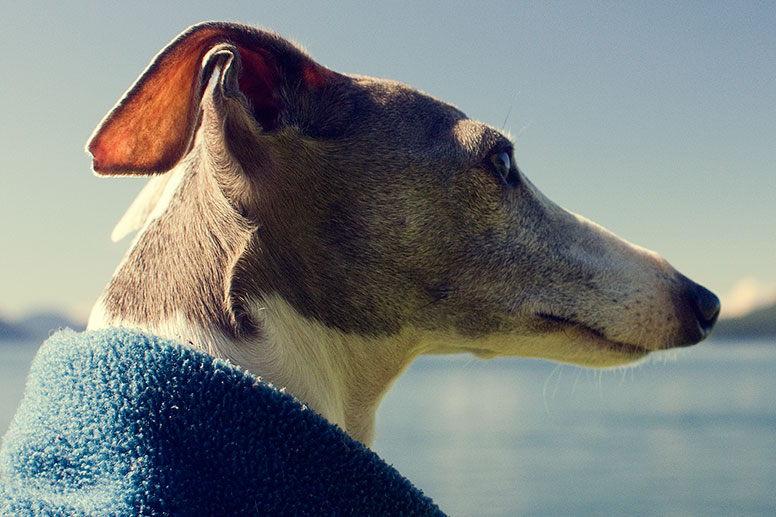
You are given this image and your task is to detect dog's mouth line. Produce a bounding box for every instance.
[536,312,649,355]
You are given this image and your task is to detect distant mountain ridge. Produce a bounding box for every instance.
[0,312,85,343]
[713,302,776,338]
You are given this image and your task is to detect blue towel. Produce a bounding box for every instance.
[0,328,443,516]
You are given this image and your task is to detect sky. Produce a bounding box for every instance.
[1,1,774,322]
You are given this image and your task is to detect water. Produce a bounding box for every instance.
[2,338,774,515]
[0,341,40,436]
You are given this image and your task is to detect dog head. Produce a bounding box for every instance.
[88,22,718,436]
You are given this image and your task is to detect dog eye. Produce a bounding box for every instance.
[492,152,510,173]
[490,151,519,187]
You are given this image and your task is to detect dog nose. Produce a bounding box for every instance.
[675,280,720,347]
[692,283,721,337]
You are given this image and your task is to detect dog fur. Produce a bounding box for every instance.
[87,22,719,445]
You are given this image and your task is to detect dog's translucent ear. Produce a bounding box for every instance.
[87,22,333,176]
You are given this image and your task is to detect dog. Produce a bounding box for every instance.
[86,22,720,446]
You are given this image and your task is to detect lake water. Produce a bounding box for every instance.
[2,337,774,515]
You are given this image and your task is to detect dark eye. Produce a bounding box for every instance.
[489,151,520,187]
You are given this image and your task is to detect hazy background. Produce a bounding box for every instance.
[1,1,774,322]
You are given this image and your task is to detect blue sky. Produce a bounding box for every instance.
[1,1,774,321]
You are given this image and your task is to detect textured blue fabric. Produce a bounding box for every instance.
[0,328,443,516]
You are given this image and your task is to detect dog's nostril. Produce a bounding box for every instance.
[673,280,721,348]
[693,284,721,334]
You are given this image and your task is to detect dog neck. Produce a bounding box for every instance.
[88,157,421,445]
[239,295,422,444]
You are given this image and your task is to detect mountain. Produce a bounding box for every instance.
[0,312,85,343]
[0,317,28,341]
[713,302,776,338]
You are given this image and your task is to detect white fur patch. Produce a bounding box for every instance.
[111,165,186,242]
[243,296,425,445]
[111,175,168,242]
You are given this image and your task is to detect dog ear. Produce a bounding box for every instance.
[87,22,335,176]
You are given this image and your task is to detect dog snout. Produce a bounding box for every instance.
[674,278,721,347]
